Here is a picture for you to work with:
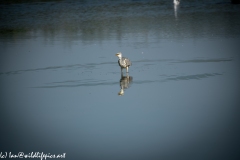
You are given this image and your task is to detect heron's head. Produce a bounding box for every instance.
[115,52,122,59]
[118,88,124,96]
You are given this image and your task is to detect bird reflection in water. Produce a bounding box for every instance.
[118,73,133,96]
[173,0,180,19]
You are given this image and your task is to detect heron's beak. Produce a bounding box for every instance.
[115,54,118,56]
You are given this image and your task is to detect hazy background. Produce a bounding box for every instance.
[1,0,240,159]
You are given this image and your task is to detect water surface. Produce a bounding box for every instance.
[1,0,240,159]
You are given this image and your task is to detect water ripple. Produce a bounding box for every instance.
[0,61,116,75]
[133,72,222,85]
[33,72,222,88]
[173,58,232,63]
[0,58,231,76]
[33,79,118,88]
[133,57,232,65]
[163,73,222,81]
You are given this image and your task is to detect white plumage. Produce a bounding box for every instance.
[174,0,180,5]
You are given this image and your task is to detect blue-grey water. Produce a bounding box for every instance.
[1,0,240,160]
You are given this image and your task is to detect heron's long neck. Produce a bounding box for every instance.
[118,56,122,60]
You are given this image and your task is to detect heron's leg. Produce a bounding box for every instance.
[126,67,129,73]
[121,71,123,77]
[121,67,123,73]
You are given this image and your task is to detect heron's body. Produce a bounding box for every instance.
[115,52,131,73]
[118,57,131,68]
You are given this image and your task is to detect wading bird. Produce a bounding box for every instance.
[115,52,132,73]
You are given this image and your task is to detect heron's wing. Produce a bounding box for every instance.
[123,57,132,66]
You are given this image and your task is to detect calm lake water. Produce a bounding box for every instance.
[1,0,240,159]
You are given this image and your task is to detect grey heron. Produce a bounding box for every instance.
[115,52,132,73]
